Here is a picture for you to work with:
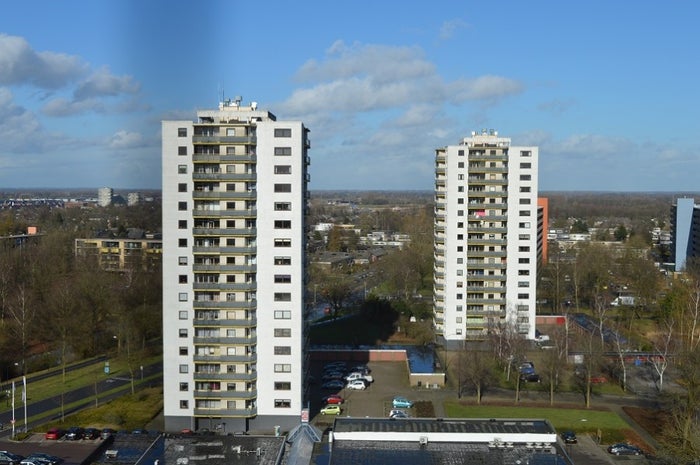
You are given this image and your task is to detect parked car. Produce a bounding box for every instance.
[322,394,344,405]
[345,372,373,383]
[0,451,24,465]
[44,428,64,440]
[607,443,642,455]
[520,373,541,383]
[389,409,409,419]
[21,453,62,465]
[346,380,367,390]
[392,396,413,409]
[519,362,535,375]
[321,380,345,390]
[561,431,577,444]
[101,428,116,439]
[83,427,100,440]
[65,427,84,440]
[322,372,345,381]
[320,405,342,415]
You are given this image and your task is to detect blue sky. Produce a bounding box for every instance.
[1,1,699,191]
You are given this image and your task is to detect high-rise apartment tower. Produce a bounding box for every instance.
[433,130,538,342]
[162,99,310,432]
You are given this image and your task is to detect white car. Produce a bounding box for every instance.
[346,379,367,390]
[345,372,374,383]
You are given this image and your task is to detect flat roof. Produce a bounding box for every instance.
[332,417,555,435]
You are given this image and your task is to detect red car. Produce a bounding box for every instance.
[45,427,65,440]
[322,394,344,405]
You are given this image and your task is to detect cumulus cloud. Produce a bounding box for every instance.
[74,66,139,101]
[283,41,522,116]
[0,87,45,152]
[0,34,87,88]
[109,130,143,149]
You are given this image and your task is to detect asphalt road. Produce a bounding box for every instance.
[0,360,162,435]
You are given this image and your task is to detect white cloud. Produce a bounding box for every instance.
[0,87,45,152]
[0,34,87,88]
[74,66,139,100]
[109,130,143,149]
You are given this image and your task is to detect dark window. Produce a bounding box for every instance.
[178,164,187,173]
[178,220,187,229]
[274,239,291,247]
[520,174,531,181]
[274,147,292,156]
[274,274,291,283]
[178,201,187,211]
[274,220,292,229]
[178,238,188,247]
[275,256,291,265]
[178,128,187,137]
[179,275,188,284]
[180,400,188,408]
[274,328,292,337]
[179,382,188,391]
[274,293,292,302]
[275,202,291,211]
[178,146,187,155]
[518,293,530,299]
[274,399,291,408]
[274,381,291,389]
[274,183,292,193]
[274,165,292,174]
[179,347,188,355]
[520,162,531,169]
[274,128,292,137]
[179,329,188,337]
[178,183,187,192]
[274,346,292,355]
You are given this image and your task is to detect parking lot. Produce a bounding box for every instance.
[309,359,659,465]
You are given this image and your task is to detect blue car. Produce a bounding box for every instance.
[392,396,413,409]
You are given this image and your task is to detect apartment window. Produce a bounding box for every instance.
[518,293,530,299]
[274,256,291,265]
[178,220,187,229]
[520,186,531,192]
[274,346,292,355]
[518,281,530,288]
[457,258,463,264]
[274,220,292,229]
[458,174,464,180]
[179,311,188,319]
[274,165,292,174]
[519,210,531,216]
[274,239,292,247]
[458,150,464,156]
[180,400,188,409]
[520,150,531,157]
[518,258,530,264]
[458,186,464,192]
[178,201,187,211]
[456,293,463,300]
[274,310,292,319]
[274,364,292,373]
[458,198,464,204]
[179,256,188,265]
[457,222,463,228]
[275,381,291,390]
[274,399,291,408]
[274,147,292,156]
[179,365,188,373]
[519,198,531,204]
[179,329,188,337]
[274,275,291,283]
[457,210,464,216]
[274,183,292,193]
[179,383,188,391]
[519,246,530,252]
[520,162,532,169]
[517,305,529,312]
[519,222,531,228]
[178,128,187,137]
[457,246,463,252]
[178,292,188,301]
[274,328,292,337]
[520,174,531,181]
[274,128,292,137]
[178,164,187,174]
[458,162,464,168]
[179,347,188,355]
[519,234,530,240]
[274,293,291,302]
[518,270,530,276]
[179,275,188,284]
[178,183,187,192]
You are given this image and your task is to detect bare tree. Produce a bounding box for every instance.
[540,327,568,405]
[650,318,674,392]
[459,348,497,405]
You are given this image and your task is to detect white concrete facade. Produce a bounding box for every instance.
[162,100,309,432]
[434,130,538,341]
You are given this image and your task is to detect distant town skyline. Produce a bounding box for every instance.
[0,1,698,192]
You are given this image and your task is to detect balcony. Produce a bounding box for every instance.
[193,371,257,381]
[193,407,257,417]
[193,354,257,363]
[192,135,257,145]
[193,317,258,327]
[194,389,257,399]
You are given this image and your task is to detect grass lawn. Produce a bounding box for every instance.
[443,401,637,444]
